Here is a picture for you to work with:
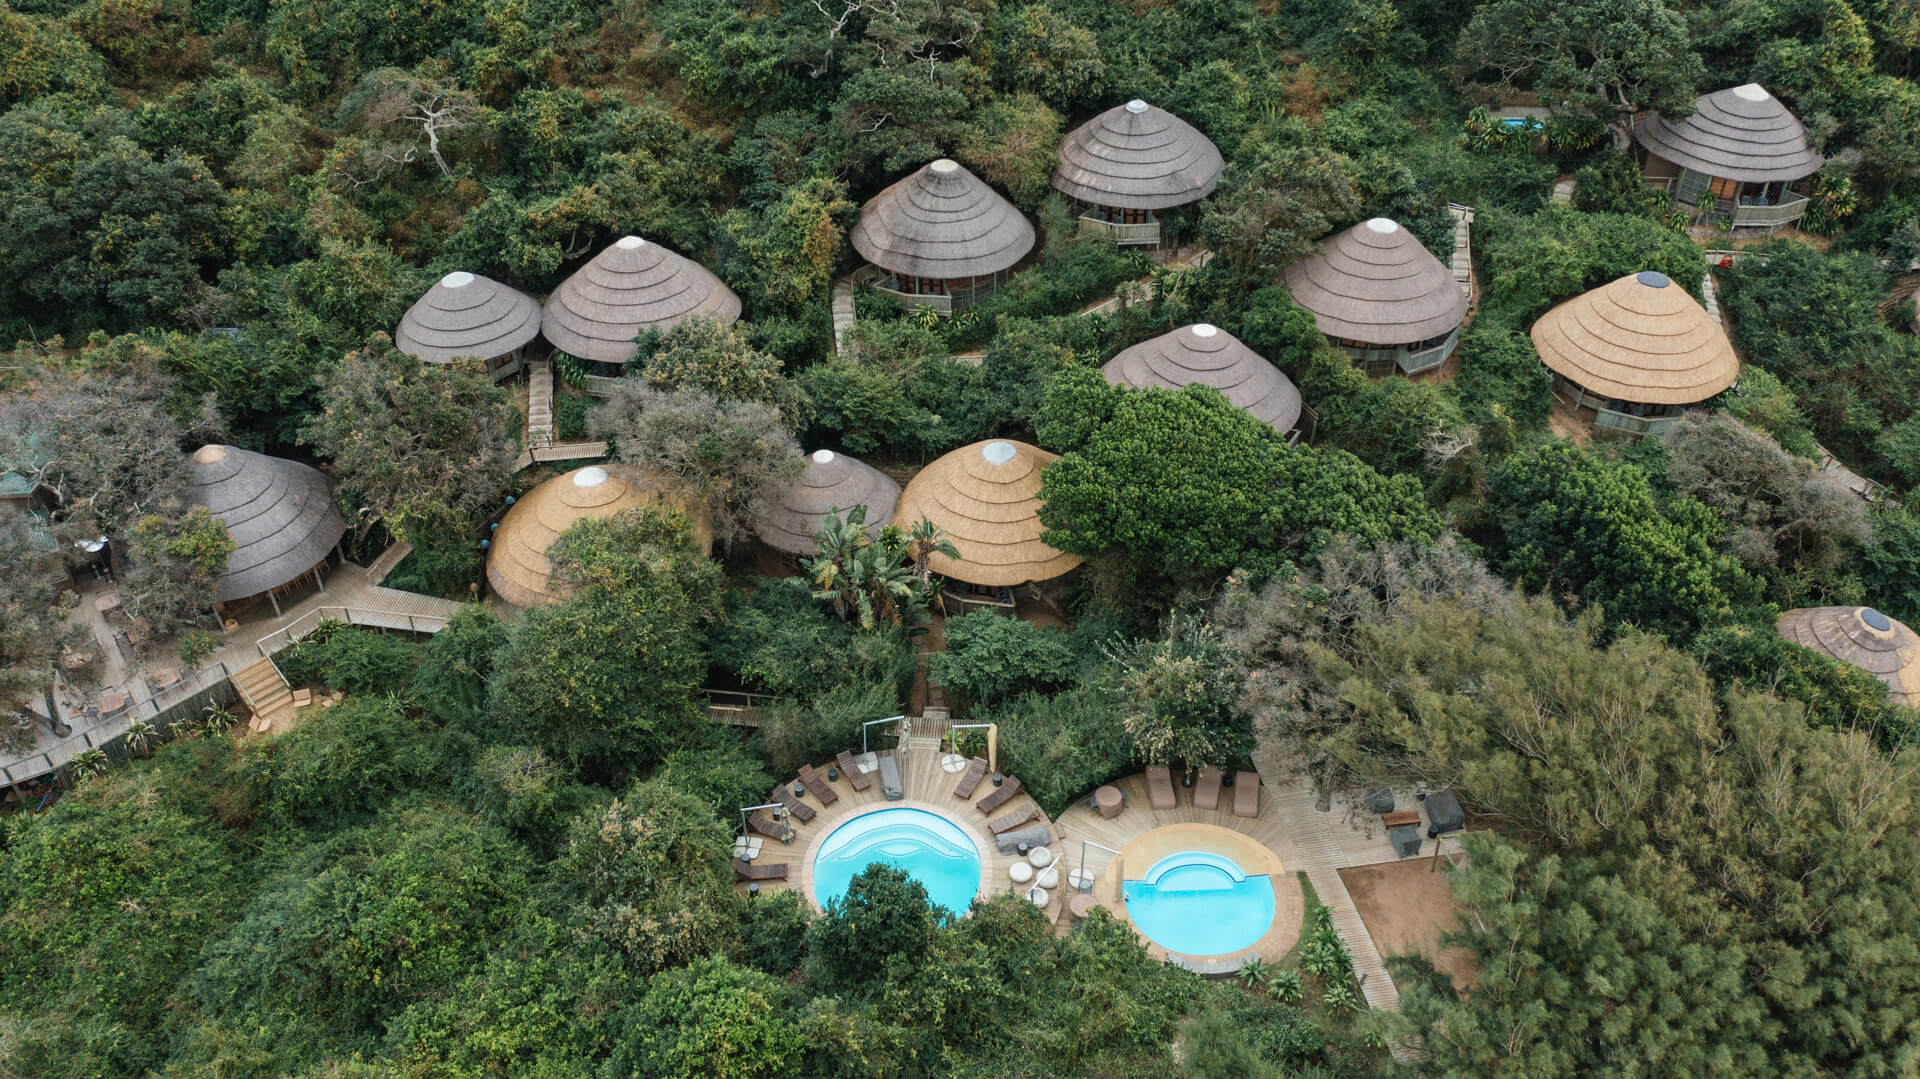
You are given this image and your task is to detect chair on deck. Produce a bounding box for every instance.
[770,786,816,823]
[735,859,789,881]
[976,776,1023,815]
[1232,772,1260,818]
[798,764,839,805]
[1192,766,1223,811]
[836,750,872,792]
[987,802,1040,835]
[746,810,790,843]
[952,757,989,800]
[877,753,905,800]
[1146,765,1177,810]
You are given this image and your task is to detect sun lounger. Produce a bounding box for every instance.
[798,764,839,805]
[735,859,789,881]
[1146,765,1177,810]
[976,776,1023,815]
[1193,766,1223,811]
[836,750,871,792]
[987,803,1039,835]
[952,757,989,800]
[1232,772,1260,818]
[746,810,790,842]
[994,824,1052,855]
[770,786,816,823]
[877,753,904,801]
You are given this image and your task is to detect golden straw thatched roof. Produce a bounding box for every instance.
[851,159,1035,281]
[395,271,541,364]
[1282,218,1468,347]
[757,449,902,556]
[1052,100,1224,211]
[1778,606,1920,706]
[1530,271,1739,406]
[1102,323,1303,433]
[485,464,712,610]
[541,236,741,365]
[892,440,1080,588]
[1633,84,1823,184]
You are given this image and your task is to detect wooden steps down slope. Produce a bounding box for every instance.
[232,657,294,732]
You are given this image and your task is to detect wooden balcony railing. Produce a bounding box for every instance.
[1077,216,1161,246]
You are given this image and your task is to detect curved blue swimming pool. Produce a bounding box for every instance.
[812,808,982,915]
[1123,850,1275,957]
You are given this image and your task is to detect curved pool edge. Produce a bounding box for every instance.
[798,798,997,916]
[1104,821,1299,970]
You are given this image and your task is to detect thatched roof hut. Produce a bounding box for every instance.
[394,272,541,368]
[1530,271,1738,406]
[486,464,713,610]
[1102,323,1303,434]
[541,236,742,365]
[892,440,1079,588]
[851,159,1035,283]
[1634,84,1823,184]
[186,445,347,604]
[1052,100,1224,211]
[1778,606,1920,706]
[1282,218,1468,348]
[757,449,902,557]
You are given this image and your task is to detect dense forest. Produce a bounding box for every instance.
[6,0,1920,1074]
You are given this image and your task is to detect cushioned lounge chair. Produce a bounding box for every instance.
[976,776,1023,815]
[953,757,989,800]
[877,753,904,801]
[1146,766,1177,810]
[1193,766,1223,811]
[988,802,1040,835]
[1232,772,1260,818]
[836,750,871,792]
[994,824,1052,854]
[799,763,839,805]
[735,859,789,881]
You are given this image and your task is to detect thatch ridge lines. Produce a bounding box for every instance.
[1632,84,1823,184]
[1052,101,1225,209]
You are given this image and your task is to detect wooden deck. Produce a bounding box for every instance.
[736,737,1060,919]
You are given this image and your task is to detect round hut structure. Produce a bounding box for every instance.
[757,449,902,559]
[485,464,713,611]
[1633,84,1823,231]
[850,159,1035,317]
[1282,218,1468,376]
[1052,100,1224,248]
[1530,270,1739,436]
[186,444,348,618]
[394,271,541,381]
[1102,323,1304,436]
[892,439,1079,610]
[1778,606,1920,706]
[541,236,741,389]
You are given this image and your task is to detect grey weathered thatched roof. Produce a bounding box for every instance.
[851,159,1035,280]
[1102,324,1303,433]
[1779,606,1920,706]
[541,236,742,364]
[1052,100,1225,211]
[756,449,902,556]
[1633,84,1824,183]
[186,444,347,603]
[1282,218,1468,347]
[394,271,541,364]
[1531,270,1739,406]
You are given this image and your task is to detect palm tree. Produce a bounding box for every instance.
[803,508,871,622]
[123,717,157,757]
[906,517,959,584]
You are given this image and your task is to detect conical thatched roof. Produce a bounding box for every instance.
[851,159,1035,281]
[1052,100,1225,211]
[1633,84,1824,184]
[1102,324,1303,433]
[485,464,713,609]
[1282,218,1468,347]
[186,445,347,603]
[394,272,541,364]
[757,449,902,556]
[892,440,1079,588]
[541,236,742,365]
[1778,606,1920,706]
[1530,271,1739,406]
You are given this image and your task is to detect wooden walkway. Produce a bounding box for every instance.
[830,276,856,357]
[1446,204,1475,304]
[526,359,555,449]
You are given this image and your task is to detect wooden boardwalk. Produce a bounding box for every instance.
[1447,204,1476,304]
[830,276,856,357]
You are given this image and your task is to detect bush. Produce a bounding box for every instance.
[555,392,588,439]
[929,609,1077,711]
[982,682,1135,816]
[1454,322,1552,430]
[711,581,916,700]
[252,695,453,828]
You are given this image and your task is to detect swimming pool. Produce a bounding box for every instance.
[1123,850,1276,957]
[812,808,982,915]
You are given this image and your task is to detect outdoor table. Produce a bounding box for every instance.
[1009,862,1034,885]
[1068,868,1096,893]
[149,667,181,690]
[94,591,122,616]
[1028,846,1053,868]
[95,691,129,715]
[1095,785,1123,819]
[1069,894,1095,920]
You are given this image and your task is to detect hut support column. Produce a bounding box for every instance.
[268,591,282,617]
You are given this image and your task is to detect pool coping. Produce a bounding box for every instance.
[1105,821,1297,971]
[798,798,998,915]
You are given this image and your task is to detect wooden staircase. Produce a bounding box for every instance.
[830,276,857,357]
[232,657,294,732]
[527,360,555,449]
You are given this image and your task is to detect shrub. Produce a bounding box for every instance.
[982,682,1135,816]
[554,392,588,439]
[929,609,1077,711]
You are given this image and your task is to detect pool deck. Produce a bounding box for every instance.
[1053,772,1305,973]
[736,743,1059,917]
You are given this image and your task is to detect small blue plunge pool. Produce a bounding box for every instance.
[812,808,982,915]
[1123,850,1276,957]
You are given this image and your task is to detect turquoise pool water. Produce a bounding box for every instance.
[812,808,982,915]
[1123,850,1276,956]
